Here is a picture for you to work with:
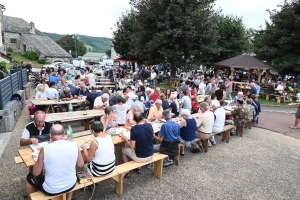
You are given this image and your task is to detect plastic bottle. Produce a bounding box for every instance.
[111,118,116,136]
[67,125,73,141]
[68,103,73,116]
[55,93,59,103]
[155,118,159,124]
[114,90,117,96]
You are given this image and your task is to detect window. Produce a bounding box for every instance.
[10,38,17,43]
[29,47,33,51]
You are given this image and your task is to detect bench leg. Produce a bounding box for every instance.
[174,147,180,166]
[113,174,124,198]
[237,127,243,137]
[153,159,164,179]
[222,130,230,143]
[266,94,269,100]
[202,139,208,152]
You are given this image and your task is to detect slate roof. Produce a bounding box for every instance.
[22,34,72,58]
[214,55,276,70]
[83,52,107,59]
[3,15,72,58]
[3,15,44,35]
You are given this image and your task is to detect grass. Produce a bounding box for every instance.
[156,83,177,91]
[11,53,43,68]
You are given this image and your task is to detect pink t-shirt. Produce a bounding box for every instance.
[225,81,232,93]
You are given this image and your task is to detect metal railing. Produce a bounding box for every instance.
[0,69,28,109]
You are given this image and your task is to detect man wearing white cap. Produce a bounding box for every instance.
[210,100,225,145]
[233,92,244,106]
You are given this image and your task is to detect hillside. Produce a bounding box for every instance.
[44,32,112,53]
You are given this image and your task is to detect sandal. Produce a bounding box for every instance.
[124,172,131,178]
[135,168,141,174]
[289,126,297,129]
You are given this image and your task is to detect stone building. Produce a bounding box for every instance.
[2,15,72,63]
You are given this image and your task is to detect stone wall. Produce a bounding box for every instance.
[5,32,21,53]
[0,82,31,133]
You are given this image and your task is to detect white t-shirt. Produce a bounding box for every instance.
[181,95,191,111]
[212,108,226,133]
[46,88,58,99]
[126,91,135,105]
[94,96,109,107]
[88,73,96,86]
[151,72,157,80]
[199,82,206,95]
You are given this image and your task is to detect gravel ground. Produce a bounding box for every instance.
[0,90,300,199]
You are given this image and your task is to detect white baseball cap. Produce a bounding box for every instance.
[133,95,138,100]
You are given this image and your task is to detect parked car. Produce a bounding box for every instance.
[88,60,100,65]
[94,66,105,75]
[42,62,69,72]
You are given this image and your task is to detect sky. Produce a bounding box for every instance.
[0,0,284,38]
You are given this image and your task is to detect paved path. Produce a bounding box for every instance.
[253,105,300,140]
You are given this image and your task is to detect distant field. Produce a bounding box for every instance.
[11,53,43,68]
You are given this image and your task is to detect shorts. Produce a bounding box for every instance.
[196,131,212,140]
[122,147,153,163]
[27,173,75,196]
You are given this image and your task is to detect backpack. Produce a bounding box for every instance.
[10,94,22,101]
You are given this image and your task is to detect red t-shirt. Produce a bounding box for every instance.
[150,92,159,102]
[190,90,196,97]
[191,101,198,111]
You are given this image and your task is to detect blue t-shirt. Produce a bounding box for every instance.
[180,118,196,141]
[130,123,154,158]
[162,100,169,110]
[170,101,179,116]
[49,76,59,83]
[159,121,180,142]
[248,87,257,98]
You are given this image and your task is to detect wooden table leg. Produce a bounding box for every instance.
[154,159,164,179]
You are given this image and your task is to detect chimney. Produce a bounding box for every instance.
[29,21,35,34]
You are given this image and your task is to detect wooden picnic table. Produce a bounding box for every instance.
[95,82,115,85]
[30,99,86,113]
[238,86,251,94]
[45,109,105,130]
[86,85,115,89]
[18,123,162,169]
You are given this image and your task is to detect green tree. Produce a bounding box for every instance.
[253,1,300,74]
[210,14,251,64]
[113,0,220,76]
[105,49,111,58]
[56,35,87,58]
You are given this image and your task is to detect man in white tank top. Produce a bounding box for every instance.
[26,124,84,200]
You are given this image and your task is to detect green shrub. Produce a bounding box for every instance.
[23,51,38,61]
[0,62,9,79]
[7,47,13,53]
[37,59,46,64]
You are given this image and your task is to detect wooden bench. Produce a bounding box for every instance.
[202,124,235,153]
[30,153,168,200]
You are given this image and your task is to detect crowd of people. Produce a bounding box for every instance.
[21,62,272,199]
